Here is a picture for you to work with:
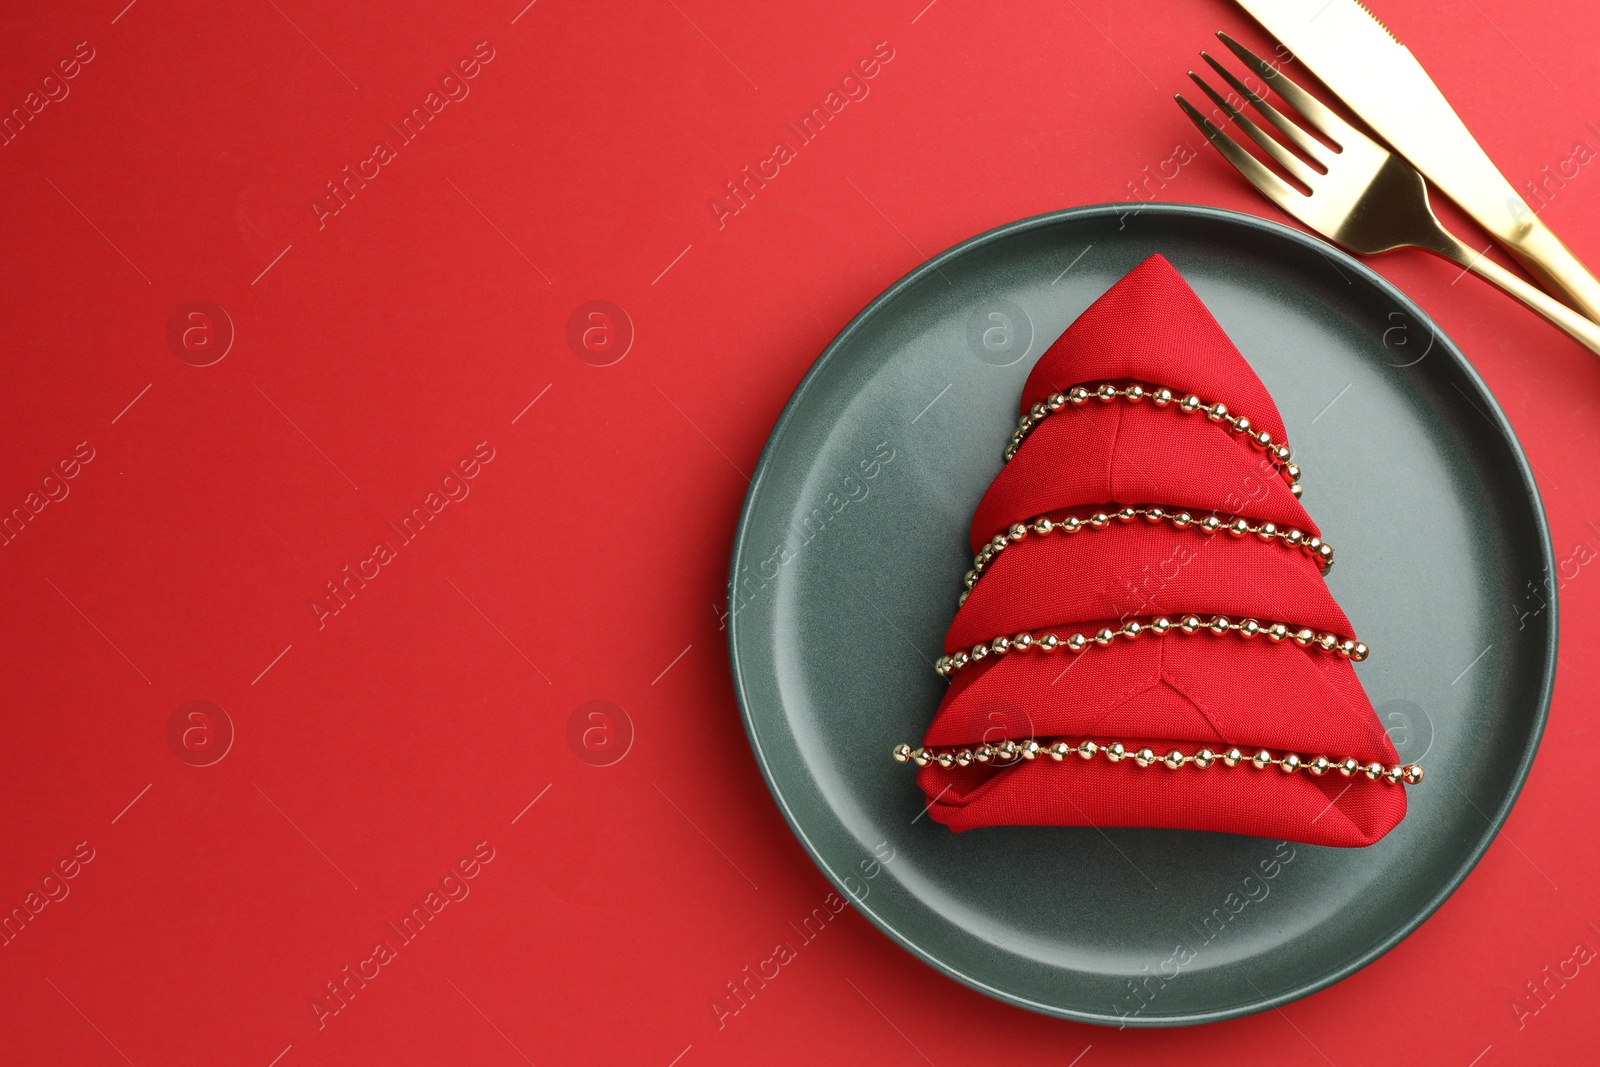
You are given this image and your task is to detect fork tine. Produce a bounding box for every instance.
[1215,32,1359,148]
[1199,51,1330,167]
[1175,94,1304,215]
[1186,70,1322,187]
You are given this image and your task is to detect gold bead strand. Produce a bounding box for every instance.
[891,739,1422,786]
[933,614,1368,678]
[1004,383,1302,498]
[959,506,1334,604]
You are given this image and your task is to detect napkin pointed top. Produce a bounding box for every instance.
[1021,254,1287,442]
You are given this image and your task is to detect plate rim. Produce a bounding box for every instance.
[726,201,1557,1026]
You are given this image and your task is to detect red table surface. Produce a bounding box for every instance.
[2,1,1597,1063]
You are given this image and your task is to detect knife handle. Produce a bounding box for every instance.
[1508,215,1600,328]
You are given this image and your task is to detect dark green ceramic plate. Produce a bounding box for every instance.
[726,203,1555,1026]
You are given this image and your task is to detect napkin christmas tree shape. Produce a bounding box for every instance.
[896,254,1419,848]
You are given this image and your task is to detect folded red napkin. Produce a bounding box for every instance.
[896,254,1419,847]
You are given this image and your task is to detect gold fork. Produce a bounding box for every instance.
[1177,33,1600,357]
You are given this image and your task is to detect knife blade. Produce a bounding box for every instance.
[1234,0,1600,324]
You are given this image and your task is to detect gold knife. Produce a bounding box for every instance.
[1234,0,1600,325]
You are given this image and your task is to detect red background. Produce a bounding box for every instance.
[2,1,1597,1064]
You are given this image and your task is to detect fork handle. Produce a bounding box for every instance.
[1431,234,1600,357]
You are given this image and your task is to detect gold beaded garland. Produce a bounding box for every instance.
[933,614,1368,677]
[959,505,1334,604]
[1004,382,1302,498]
[892,739,1422,787]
